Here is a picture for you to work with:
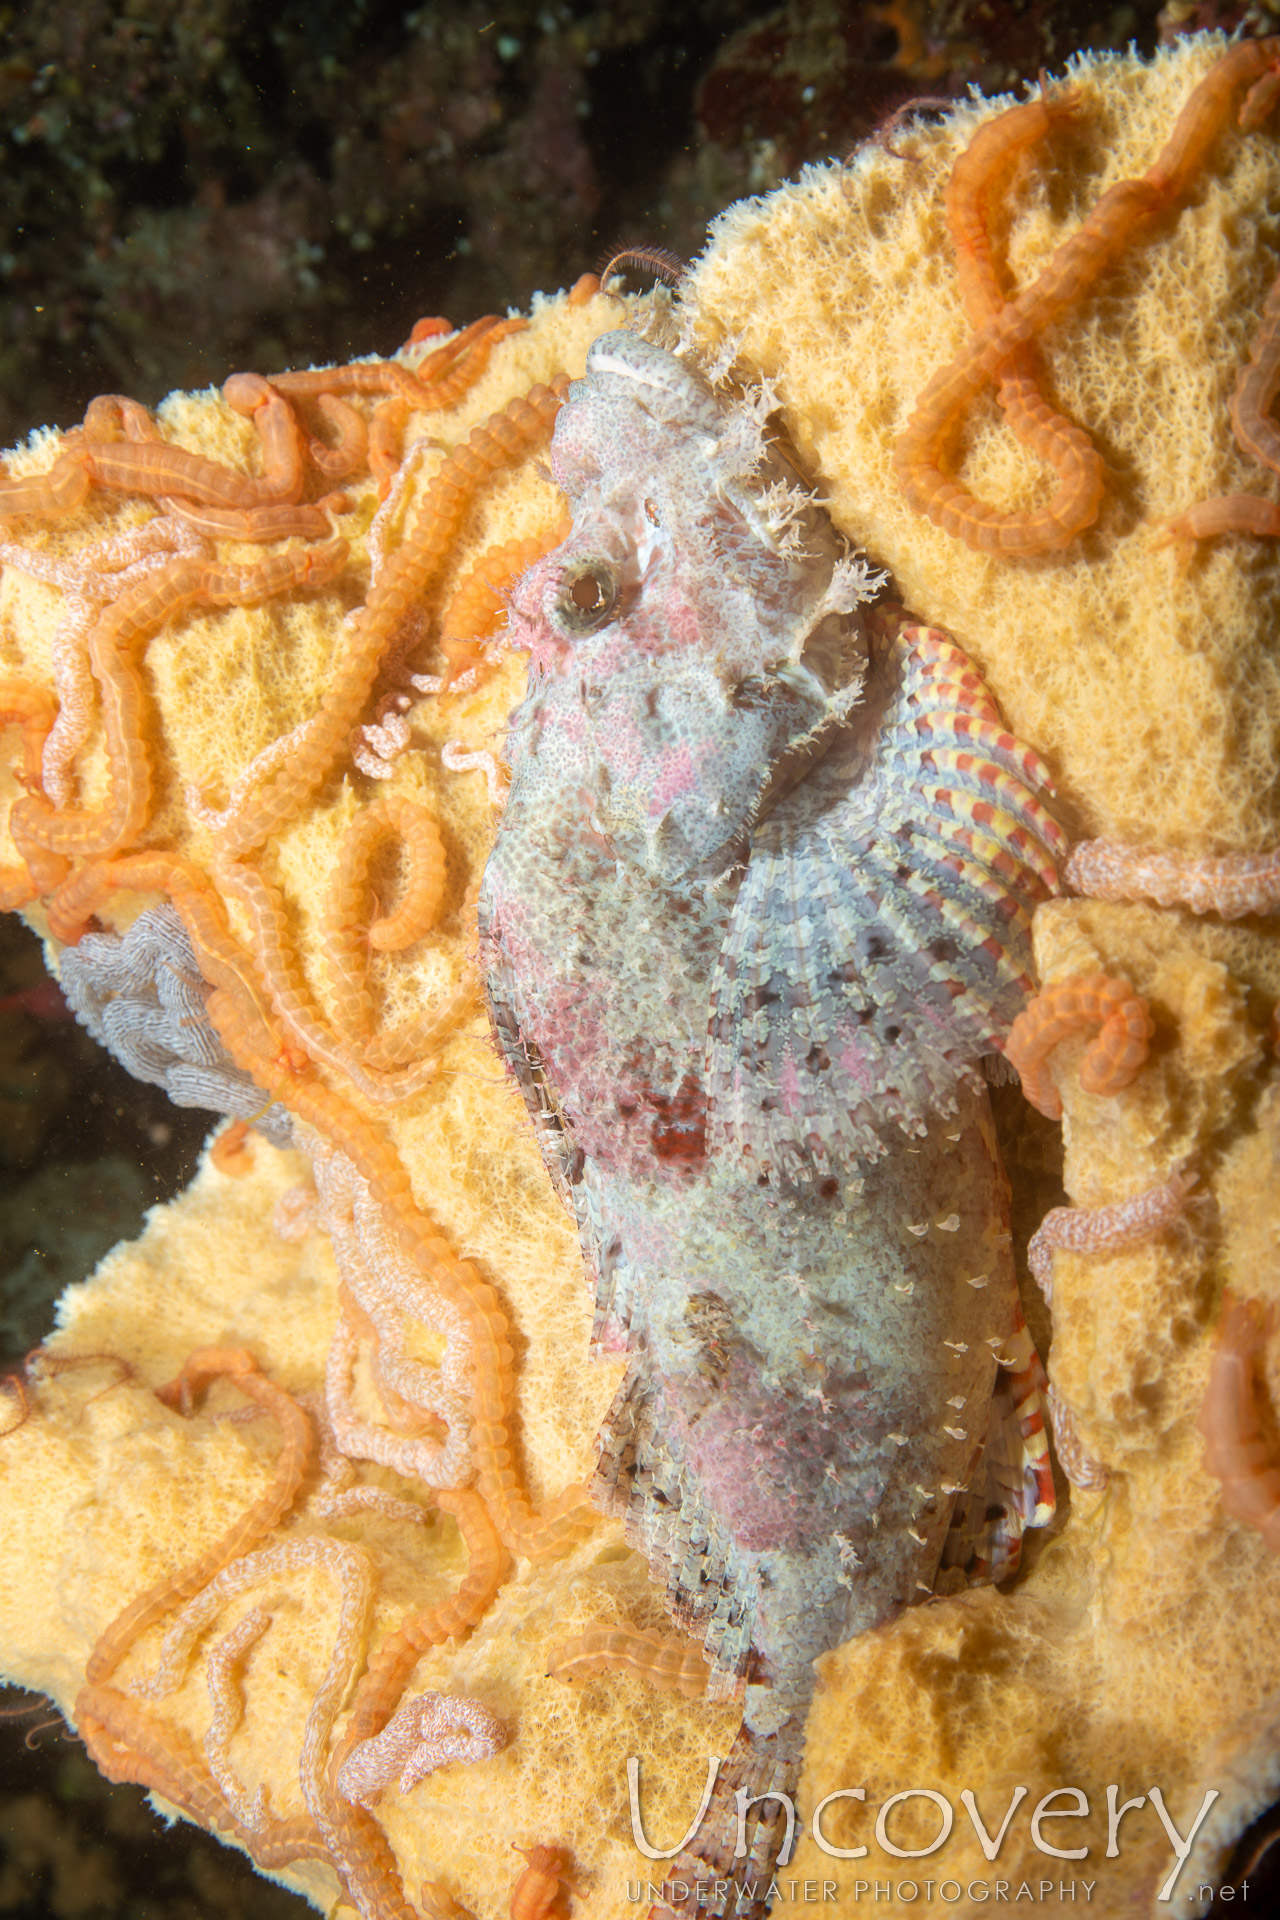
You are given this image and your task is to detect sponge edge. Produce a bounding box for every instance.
[0,29,1278,1919]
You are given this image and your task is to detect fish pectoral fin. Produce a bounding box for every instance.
[936,1307,1055,1589]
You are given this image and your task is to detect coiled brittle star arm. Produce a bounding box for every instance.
[322,796,465,1061]
[1005,972,1155,1120]
[895,36,1280,554]
[942,82,1106,551]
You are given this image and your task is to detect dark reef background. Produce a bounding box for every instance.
[0,0,1274,1913]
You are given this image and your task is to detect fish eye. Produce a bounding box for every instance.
[552,558,619,636]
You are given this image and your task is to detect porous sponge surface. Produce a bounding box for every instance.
[0,31,1278,1920]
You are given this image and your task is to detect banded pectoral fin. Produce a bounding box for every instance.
[937,1304,1055,1589]
[707,625,1065,1183]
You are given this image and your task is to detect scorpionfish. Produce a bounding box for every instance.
[479,329,1060,1915]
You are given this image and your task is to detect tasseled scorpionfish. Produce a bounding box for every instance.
[479,329,1060,1917]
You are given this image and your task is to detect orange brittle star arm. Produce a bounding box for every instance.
[74,1684,328,1868]
[1161,261,1280,545]
[11,540,348,866]
[941,83,1106,550]
[336,1486,507,1764]
[436,519,573,687]
[213,852,454,1104]
[0,384,312,522]
[1004,972,1155,1119]
[306,1492,511,1920]
[307,394,369,482]
[547,1623,712,1700]
[0,677,64,906]
[84,1347,315,1687]
[268,315,527,416]
[1198,1290,1280,1550]
[324,795,465,1063]
[219,381,568,858]
[894,35,1280,554]
[189,972,592,1562]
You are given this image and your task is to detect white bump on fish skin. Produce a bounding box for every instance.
[893,1280,916,1295]
[940,1479,965,1496]
[966,1273,989,1288]
[844,1178,865,1197]
[885,1431,910,1446]
[906,1525,927,1544]
[945,1128,963,1141]
[834,1532,862,1568]
[947,1395,967,1409]
[992,1352,1018,1367]
[937,1213,961,1232]
[984,1335,1005,1350]
[943,1339,969,1352]
[943,1425,968,1440]
[915,1582,933,1593]
[906,1221,929,1238]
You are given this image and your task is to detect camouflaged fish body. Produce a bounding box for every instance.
[479,332,1060,1909]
